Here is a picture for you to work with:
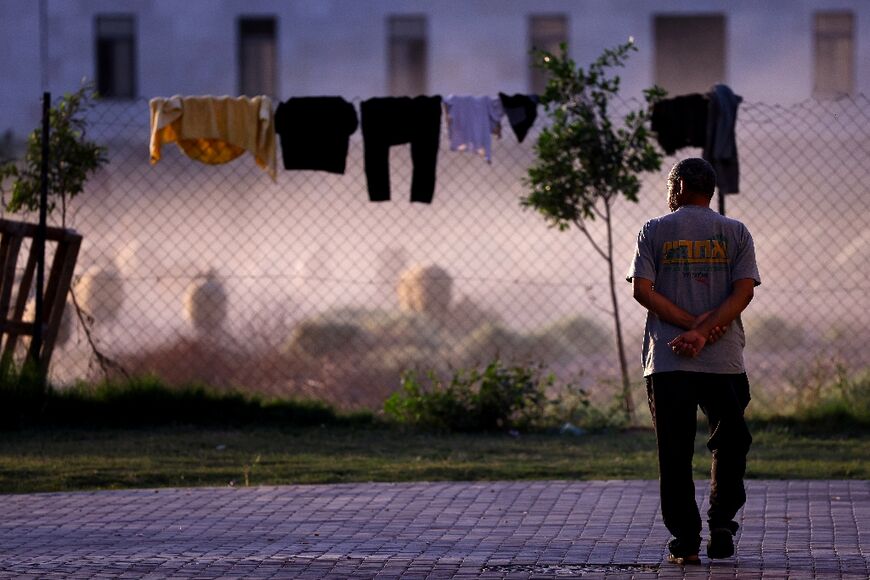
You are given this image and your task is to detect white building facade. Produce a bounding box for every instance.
[1,0,867,139]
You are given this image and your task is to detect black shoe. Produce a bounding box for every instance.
[707,527,735,559]
[667,537,701,566]
[667,552,701,565]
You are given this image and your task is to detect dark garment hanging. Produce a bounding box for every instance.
[704,84,742,194]
[360,96,442,203]
[274,97,358,174]
[651,94,709,155]
[498,93,539,143]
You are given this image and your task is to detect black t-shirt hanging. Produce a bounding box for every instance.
[650,94,708,155]
[274,97,359,174]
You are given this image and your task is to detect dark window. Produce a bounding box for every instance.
[814,12,854,98]
[529,15,568,94]
[388,15,427,96]
[96,15,136,99]
[654,14,726,95]
[238,17,277,97]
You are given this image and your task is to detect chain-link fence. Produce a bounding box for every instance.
[7,95,869,413]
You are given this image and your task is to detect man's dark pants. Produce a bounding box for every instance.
[646,371,752,551]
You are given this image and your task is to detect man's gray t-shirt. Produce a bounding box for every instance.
[627,205,761,376]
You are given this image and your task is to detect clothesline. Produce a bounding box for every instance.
[149,93,539,203]
[149,86,739,204]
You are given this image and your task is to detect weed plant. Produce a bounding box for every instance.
[383,360,586,433]
[384,360,539,432]
[749,359,870,432]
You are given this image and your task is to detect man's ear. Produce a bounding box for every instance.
[676,178,685,194]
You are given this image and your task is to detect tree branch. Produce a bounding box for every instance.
[592,204,606,221]
[573,218,608,260]
[69,288,129,382]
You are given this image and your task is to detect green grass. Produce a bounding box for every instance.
[1,423,867,494]
[1,373,868,493]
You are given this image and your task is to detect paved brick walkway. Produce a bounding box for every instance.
[1,480,868,579]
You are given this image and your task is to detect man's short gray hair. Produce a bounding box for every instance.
[668,158,717,197]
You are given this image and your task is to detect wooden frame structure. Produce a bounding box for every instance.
[0,218,82,375]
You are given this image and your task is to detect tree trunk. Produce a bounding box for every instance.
[604,199,636,424]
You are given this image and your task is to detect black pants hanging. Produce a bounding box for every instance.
[646,371,752,548]
[361,96,441,203]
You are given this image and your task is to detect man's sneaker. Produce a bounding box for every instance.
[667,537,701,566]
[667,552,701,565]
[707,527,735,559]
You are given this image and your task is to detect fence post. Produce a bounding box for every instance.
[32,92,50,372]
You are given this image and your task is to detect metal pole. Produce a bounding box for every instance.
[33,92,50,367]
[39,0,48,93]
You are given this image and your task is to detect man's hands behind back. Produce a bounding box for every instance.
[670,312,726,358]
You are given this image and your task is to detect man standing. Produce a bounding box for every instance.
[627,158,760,565]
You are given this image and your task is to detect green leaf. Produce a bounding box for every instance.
[0,82,108,217]
[523,41,663,231]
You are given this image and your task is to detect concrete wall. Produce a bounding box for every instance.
[1,0,868,138]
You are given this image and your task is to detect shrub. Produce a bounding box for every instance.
[752,361,870,431]
[0,376,373,428]
[383,359,552,432]
[285,318,364,359]
[362,346,434,376]
[31,375,374,428]
[441,295,503,337]
[451,322,533,367]
[840,369,870,419]
[745,315,804,351]
[356,310,443,351]
[534,315,609,357]
[791,364,870,428]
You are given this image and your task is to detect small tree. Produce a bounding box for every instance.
[0,84,119,381]
[522,41,664,423]
[0,84,108,225]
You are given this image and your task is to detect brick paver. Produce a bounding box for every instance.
[1,480,868,578]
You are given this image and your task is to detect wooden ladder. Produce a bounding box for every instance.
[0,218,82,375]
